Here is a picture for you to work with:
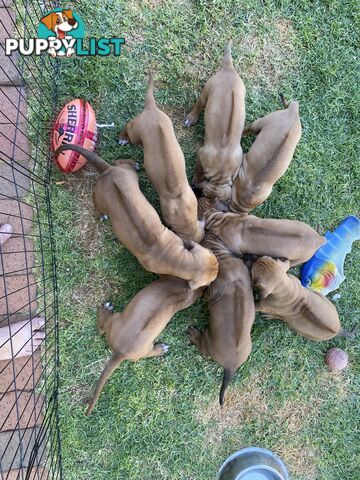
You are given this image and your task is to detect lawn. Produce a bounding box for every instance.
[48,1,359,479]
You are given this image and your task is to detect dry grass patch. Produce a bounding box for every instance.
[235,18,299,94]
[59,168,103,256]
[275,445,317,480]
[160,104,189,141]
[56,168,123,312]
[70,278,119,314]
[121,28,146,50]
[195,365,350,479]
[195,371,270,436]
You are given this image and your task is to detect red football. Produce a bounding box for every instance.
[52,99,97,173]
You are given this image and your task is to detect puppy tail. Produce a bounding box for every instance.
[85,354,124,416]
[337,326,357,338]
[222,40,233,69]
[54,144,110,173]
[279,93,289,108]
[144,72,156,109]
[219,368,236,406]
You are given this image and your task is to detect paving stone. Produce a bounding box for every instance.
[0,273,38,317]
[0,200,33,234]
[0,1,15,8]
[0,124,31,164]
[0,7,16,42]
[4,467,49,479]
[0,86,27,124]
[0,237,34,276]
[0,161,32,199]
[0,426,46,470]
[0,391,43,431]
[0,47,21,86]
[0,351,42,393]
[0,311,32,327]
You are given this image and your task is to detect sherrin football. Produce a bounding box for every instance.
[52,99,97,172]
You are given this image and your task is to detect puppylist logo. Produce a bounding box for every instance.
[5,8,125,58]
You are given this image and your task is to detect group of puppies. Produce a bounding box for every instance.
[55,41,350,415]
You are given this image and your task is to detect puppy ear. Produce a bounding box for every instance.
[62,9,73,18]
[251,269,274,299]
[40,12,57,31]
[257,281,274,299]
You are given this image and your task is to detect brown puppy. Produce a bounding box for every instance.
[54,145,218,289]
[230,96,301,214]
[188,240,255,405]
[86,277,203,415]
[118,75,203,242]
[251,256,352,341]
[198,197,325,267]
[184,41,246,203]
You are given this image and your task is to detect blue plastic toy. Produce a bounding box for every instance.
[301,215,360,296]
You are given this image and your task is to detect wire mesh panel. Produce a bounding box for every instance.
[0,0,62,478]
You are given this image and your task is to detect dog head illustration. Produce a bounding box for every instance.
[40,9,78,39]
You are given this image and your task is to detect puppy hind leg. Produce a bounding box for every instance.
[187,326,210,357]
[93,194,108,222]
[184,90,208,127]
[145,342,169,358]
[192,155,205,187]
[97,304,114,336]
[242,118,264,137]
[118,125,130,145]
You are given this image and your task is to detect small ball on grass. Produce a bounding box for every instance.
[325,348,348,371]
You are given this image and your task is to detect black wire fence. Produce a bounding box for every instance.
[0,1,62,478]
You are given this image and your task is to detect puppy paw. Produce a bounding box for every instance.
[99,214,109,222]
[134,162,140,171]
[118,137,129,146]
[153,342,169,356]
[187,326,201,343]
[183,114,198,127]
[103,302,114,312]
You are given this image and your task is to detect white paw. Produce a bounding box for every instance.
[103,302,114,312]
[66,48,75,58]
[157,343,169,353]
[183,116,193,127]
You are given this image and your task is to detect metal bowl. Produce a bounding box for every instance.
[218,447,289,480]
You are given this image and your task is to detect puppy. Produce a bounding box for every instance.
[230,95,301,213]
[198,197,325,267]
[54,145,218,289]
[251,256,352,341]
[188,240,255,405]
[184,40,246,203]
[118,75,203,242]
[86,277,203,415]
[40,9,78,57]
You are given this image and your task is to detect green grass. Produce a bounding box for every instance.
[46,1,360,478]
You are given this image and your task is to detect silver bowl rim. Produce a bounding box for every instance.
[218,447,289,480]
